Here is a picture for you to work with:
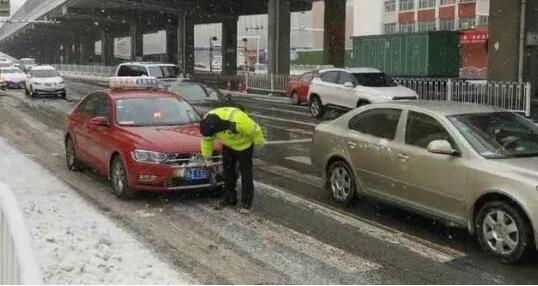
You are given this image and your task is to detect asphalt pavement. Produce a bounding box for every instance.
[0,80,537,284]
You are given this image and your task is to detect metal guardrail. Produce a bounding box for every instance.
[0,183,42,285]
[395,78,532,117]
[52,65,533,116]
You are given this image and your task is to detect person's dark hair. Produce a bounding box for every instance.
[200,114,222,137]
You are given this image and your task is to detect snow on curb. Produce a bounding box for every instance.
[0,137,194,284]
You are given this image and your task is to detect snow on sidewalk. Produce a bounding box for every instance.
[0,137,194,284]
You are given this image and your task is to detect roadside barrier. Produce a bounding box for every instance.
[0,183,42,284]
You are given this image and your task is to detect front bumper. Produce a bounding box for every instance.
[129,161,225,192]
[34,87,65,95]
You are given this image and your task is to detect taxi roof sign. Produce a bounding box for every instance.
[109,77,159,90]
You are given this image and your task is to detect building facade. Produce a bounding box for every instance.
[353,0,490,36]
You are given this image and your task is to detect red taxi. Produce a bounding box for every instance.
[64,77,224,199]
[286,71,317,105]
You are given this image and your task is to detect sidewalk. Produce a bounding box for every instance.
[0,137,193,284]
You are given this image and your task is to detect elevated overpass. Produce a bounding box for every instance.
[0,0,347,75]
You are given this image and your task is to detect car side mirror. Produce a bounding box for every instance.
[427,140,457,155]
[89,116,110,127]
[344,81,355,88]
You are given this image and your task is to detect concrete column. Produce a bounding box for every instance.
[167,24,179,65]
[268,0,291,75]
[177,14,195,76]
[323,0,346,67]
[130,24,144,61]
[72,38,81,65]
[101,29,114,66]
[222,17,238,76]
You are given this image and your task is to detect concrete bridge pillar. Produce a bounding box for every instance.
[268,0,291,75]
[222,17,238,76]
[323,0,346,67]
[130,24,144,61]
[101,29,114,66]
[177,14,195,76]
[167,24,178,65]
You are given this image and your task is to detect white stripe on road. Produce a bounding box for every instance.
[286,156,312,166]
[264,139,312,145]
[252,113,317,127]
[254,181,466,263]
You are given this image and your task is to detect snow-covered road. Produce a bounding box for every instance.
[0,137,194,284]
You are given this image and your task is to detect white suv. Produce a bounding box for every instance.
[307,68,418,118]
[116,62,183,82]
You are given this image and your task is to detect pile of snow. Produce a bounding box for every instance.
[0,137,193,284]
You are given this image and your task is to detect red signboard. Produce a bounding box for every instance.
[460,30,488,44]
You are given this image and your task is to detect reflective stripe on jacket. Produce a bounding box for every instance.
[201,107,265,157]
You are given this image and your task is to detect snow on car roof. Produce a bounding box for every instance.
[31,65,56,71]
[318,67,382,74]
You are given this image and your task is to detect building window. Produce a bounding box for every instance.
[439,19,455,30]
[399,22,415,33]
[478,15,489,26]
[419,0,436,9]
[460,0,476,3]
[440,0,456,5]
[459,17,476,29]
[399,0,414,11]
[418,20,436,32]
[384,0,396,12]
[384,23,397,34]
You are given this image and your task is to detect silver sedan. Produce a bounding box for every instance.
[311,101,538,263]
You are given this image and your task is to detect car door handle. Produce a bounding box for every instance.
[347,141,357,149]
[398,153,410,161]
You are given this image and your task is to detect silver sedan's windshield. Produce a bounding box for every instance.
[449,112,538,159]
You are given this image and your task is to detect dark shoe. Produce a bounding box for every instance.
[214,200,237,210]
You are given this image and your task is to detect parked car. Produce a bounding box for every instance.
[19,58,37,73]
[307,68,418,118]
[24,65,66,98]
[161,80,234,113]
[312,101,538,263]
[0,67,27,89]
[116,62,183,82]
[64,77,224,199]
[286,71,317,105]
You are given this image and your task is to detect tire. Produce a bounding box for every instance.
[110,155,136,200]
[475,201,533,263]
[291,91,300,105]
[327,160,356,206]
[309,96,326,119]
[65,136,84,171]
[24,86,29,96]
[29,86,35,98]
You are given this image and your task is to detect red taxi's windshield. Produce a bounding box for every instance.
[116,97,200,127]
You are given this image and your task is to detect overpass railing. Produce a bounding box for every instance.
[0,183,42,285]
[394,78,532,117]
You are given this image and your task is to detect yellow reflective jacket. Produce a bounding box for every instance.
[201,107,265,157]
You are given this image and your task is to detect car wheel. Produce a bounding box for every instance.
[29,86,35,98]
[65,136,84,171]
[476,201,533,263]
[291,92,300,105]
[110,156,136,200]
[310,96,325,119]
[327,160,356,205]
[24,86,29,96]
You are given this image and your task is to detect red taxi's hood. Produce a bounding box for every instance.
[119,124,211,154]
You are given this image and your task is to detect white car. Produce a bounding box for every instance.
[116,62,183,82]
[19,58,37,73]
[24,65,66,98]
[0,67,27,89]
[307,68,418,118]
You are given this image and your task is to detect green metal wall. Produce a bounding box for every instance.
[291,50,353,65]
[351,31,460,77]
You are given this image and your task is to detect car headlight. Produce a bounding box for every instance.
[131,149,168,164]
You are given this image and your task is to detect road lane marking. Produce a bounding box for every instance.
[264,139,312,145]
[286,156,312,166]
[254,159,323,188]
[254,181,466,263]
[251,113,317,127]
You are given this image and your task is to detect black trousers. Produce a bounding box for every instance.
[222,145,254,208]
